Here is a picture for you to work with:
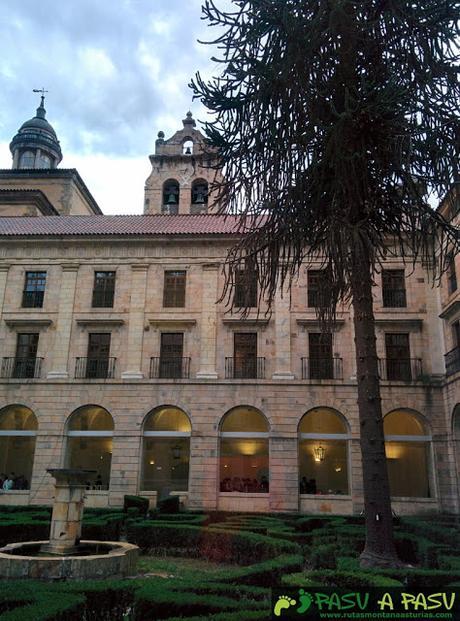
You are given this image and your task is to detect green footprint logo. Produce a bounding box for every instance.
[274,595,297,617]
[297,589,313,613]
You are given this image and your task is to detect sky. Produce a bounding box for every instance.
[0,0,229,214]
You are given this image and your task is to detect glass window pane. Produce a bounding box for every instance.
[221,407,268,433]
[219,438,269,493]
[0,437,35,489]
[299,439,348,495]
[66,437,112,489]
[386,441,431,497]
[68,406,114,431]
[141,438,190,496]
[0,405,37,431]
[144,407,191,432]
[299,408,347,435]
[384,411,427,436]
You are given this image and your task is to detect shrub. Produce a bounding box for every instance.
[123,495,149,516]
[309,543,337,569]
[282,570,402,588]
[157,495,180,514]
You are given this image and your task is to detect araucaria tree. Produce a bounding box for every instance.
[192,0,460,566]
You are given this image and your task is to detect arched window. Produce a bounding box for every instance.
[191,179,208,205]
[141,406,191,497]
[298,407,350,495]
[19,151,35,169]
[220,406,269,494]
[0,405,37,490]
[384,409,432,498]
[65,405,114,490]
[162,179,180,214]
[183,139,194,155]
[37,153,51,169]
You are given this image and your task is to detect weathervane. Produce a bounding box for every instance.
[33,87,48,105]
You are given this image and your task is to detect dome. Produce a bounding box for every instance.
[9,96,62,169]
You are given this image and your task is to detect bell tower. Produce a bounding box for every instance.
[143,112,221,215]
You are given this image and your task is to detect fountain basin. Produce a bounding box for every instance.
[0,540,138,580]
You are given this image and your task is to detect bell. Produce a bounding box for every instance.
[195,191,205,204]
[184,146,192,155]
[167,192,177,204]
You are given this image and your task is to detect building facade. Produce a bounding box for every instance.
[0,100,459,515]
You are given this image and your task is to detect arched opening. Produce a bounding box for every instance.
[298,407,350,495]
[219,406,269,493]
[19,151,35,169]
[183,139,194,155]
[141,406,191,498]
[65,405,114,490]
[0,404,37,490]
[162,179,180,214]
[384,409,432,498]
[191,179,208,205]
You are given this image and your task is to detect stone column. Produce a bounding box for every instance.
[269,437,299,512]
[121,264,149,379]
[47,264,79,379]
[272,287,295,379]
[0,265,10,313]
[188,434,219,510]
[197,264,219,379]
[424,281,445,378]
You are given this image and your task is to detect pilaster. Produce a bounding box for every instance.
[272,286,295,379]
[197,263,219,379]
[121,264,149,379]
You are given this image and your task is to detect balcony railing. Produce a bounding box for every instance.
[378,358,422,381]
[1,357,43,379]
[150,357,191,379]
[301,357,343,380]
[382,288,407,308]
[445,347,460,376]
[75,357,116,379]
[21,290,44,308]
[225,357,265,379]
[91,289,114,308]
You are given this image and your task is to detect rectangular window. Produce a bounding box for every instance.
[92,271,116,308]
[234,266,257,308]
[448,254,457,295]
[159,333,184,378]
[86,333,111,379]
[22,271,46,308]
[14,333,39,378]
[308,332,333,379]
[382,269,407,307]
[163,270,186,307]
[453,321,460,350]
[233,332,258,378]
[307,270,325,307]
[385,333,411,381]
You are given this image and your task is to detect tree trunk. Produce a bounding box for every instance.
[349,240,400,568]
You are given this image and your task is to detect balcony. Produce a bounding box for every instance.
[445,347,460,377]
[301,357,343,380]
[382,289,407,308]
[0,357,43,379]
[150,357,191,379]
[378,358,422,381]
[21,290,44,308]
[225,357,265,379]
[75,357,116,379]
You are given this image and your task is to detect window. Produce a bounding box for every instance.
[230,332,262,379]
[37,153,51,169]
[162,180,180,214]
[308,332,333,379]
[163,270,186,307]
[220,406,269,493]
[234,265,257,308]
[22,271,46,308]
[299,408,350,495]
[307,270,325,307]
[453,321,460,350]
[448,253,457,294]
[141,406,191,498]
[66,405,114,490]
[159,333,184,378]
[0,405,37,490]
[382,269,407,307]
[92,271,115,308]
[14,333,39,379]
[384,333,411,381]
[19,151,35,168]
[80,333,113,379]
[384,410,432,498]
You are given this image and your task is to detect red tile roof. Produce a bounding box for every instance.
[0,214,248,237]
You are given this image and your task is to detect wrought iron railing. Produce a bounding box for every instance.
[75,357,116,379]
[150,357,191,379]
[91,289,115,308]
[21,290,44,308]
[225,357,265,379]
[301,357,343,380]
[382,288,407,308]
[445,347,460,377]
[378,358,422,381]
[1,357,43,379]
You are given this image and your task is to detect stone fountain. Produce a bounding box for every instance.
[0,468,138,580]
